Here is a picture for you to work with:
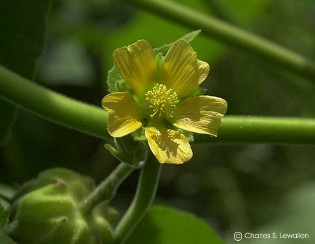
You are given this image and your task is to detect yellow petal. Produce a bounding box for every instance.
[102,92,142,137]
[160,40,199,97]
[171,96,227,136]
[113,40,156,97]
[145,123,192,164]
[197,60,210,84]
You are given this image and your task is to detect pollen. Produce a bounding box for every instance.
[145,83,179,120]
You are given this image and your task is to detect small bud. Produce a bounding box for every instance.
[105,136,148,168]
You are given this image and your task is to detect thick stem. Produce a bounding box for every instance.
[0,65,109,140]
[125,0,315,81]
[1,65,315,144]
[113,156,161,243]
[194,116,315,144]
[81,163,135,214]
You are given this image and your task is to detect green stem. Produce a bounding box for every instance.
[194,116,315,144]
[113,156,161,243]
[81,163,135,213]
[1,65,315,144]
[0,65,109,140]
[125,0,315,81]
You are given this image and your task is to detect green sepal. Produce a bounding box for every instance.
[155,53,163,82]
[107,66,129,93]
[90,202,118,242]
[153,30,201,55]
[131,127,146,141]
[12,168,94,202]
[180,130,194,143]
[92,202,118,226]
[104,143,130,164]
[105,136,148,168]
[186,86,207,99]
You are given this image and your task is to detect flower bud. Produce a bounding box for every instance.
[6,168,115,243]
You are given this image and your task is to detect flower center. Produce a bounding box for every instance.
[145,83,179,120]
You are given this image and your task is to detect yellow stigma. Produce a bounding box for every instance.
[145,83,179,120]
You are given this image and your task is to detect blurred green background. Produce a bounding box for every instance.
[1,0,315,242]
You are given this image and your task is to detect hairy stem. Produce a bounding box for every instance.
[81,163,135,213]
[125,0,315,81]
[113,156,161,243]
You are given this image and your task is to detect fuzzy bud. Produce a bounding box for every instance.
[6,168,115,244]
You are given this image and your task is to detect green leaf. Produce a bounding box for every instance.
[0,0,50,144]
[127,205,222,244]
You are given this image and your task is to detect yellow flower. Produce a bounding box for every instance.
[102,39,227,164]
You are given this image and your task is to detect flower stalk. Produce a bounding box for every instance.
[113,156,161,243]
[81,162,135,214]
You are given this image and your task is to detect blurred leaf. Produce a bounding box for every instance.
[127,205,222,244]
[38,41,95,86]
[0,230,15,244]
[245,182,315,244]
[0,0,50,144]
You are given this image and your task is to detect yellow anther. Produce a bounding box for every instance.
[145,84,179,120]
